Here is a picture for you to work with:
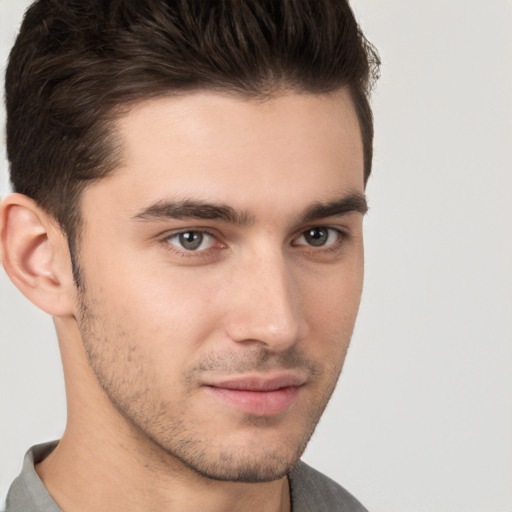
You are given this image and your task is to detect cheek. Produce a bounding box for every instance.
[94,262,227,353]
[303,260,364,321]
[299,260,364,359]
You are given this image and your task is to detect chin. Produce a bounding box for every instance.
[154,423,315,483]
[129,392,325,483]
[176,449,299,483]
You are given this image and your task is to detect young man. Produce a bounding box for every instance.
[1,1,379,511]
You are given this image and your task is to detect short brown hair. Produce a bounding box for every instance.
[5,0,380,240]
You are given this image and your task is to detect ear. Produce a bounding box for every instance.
[0,193,76,317]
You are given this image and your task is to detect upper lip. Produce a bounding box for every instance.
[205,372,307,392]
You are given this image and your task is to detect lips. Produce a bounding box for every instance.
[204,373,305,416]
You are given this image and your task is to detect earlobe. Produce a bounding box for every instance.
[0,193,75,317]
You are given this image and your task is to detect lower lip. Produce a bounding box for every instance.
[206,386,301,416]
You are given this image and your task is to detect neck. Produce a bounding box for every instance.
[36,434,290,512]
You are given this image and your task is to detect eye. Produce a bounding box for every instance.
[294,227,341,247]
[166,231,217,251]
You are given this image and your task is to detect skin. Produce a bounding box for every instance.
[0,89,366,512]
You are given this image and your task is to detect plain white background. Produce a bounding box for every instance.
[1,1,511,511]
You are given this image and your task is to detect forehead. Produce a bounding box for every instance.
[83,89,364,220]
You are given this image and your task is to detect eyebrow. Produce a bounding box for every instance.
[132,193,368,225]
[299,193,368,223]
[133,200,253,225]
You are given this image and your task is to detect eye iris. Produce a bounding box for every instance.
[179,231,203,250]
[305,228,328,246]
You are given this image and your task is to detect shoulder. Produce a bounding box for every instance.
[4,442,61,512]
[288,461,368,512]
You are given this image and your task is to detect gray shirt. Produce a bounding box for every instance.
[4,443,368,512]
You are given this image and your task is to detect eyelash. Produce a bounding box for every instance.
[161,226,348,258]
[292,227,346,250]
[162,229,224,259]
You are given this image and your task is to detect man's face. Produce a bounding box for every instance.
[74,90,366,482]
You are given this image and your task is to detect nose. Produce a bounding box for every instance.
[223,250,308,352]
